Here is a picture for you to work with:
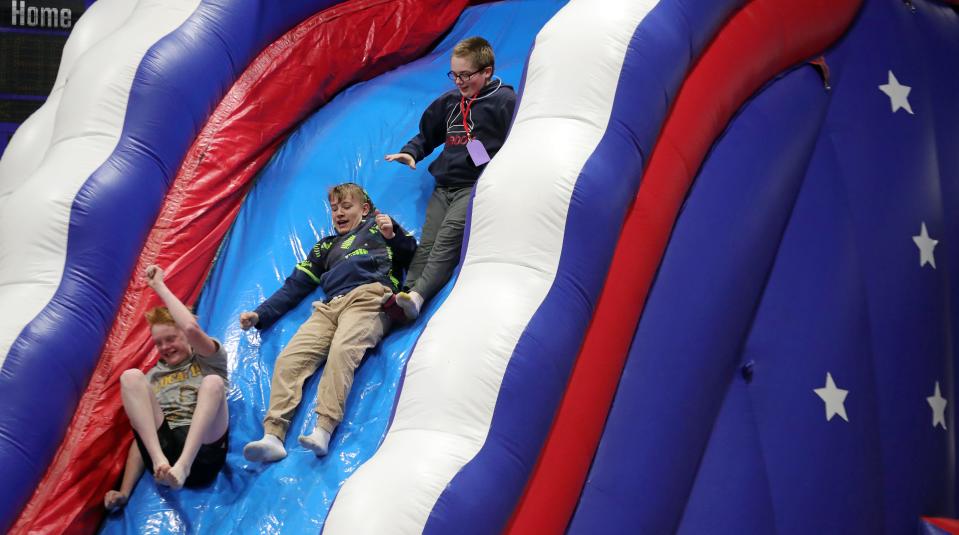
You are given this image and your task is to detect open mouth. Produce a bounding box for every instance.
[162,349,185,362]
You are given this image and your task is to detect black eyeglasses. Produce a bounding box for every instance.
[447,67,488,83]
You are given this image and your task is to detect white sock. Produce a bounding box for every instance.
[243,434,287,463]
[298,428,332,457]
[396,291,423,320]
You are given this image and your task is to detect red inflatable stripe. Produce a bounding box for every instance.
[925,517,959,534]
[11,1,466,533]
[505,0,862,533]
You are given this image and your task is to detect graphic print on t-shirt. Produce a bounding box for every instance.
[152,361,204,428]
[446,103,473,147]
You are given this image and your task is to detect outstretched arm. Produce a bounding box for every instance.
[241,271,317,331]
[104,442,145,511]
[240,241,328,331]
[387,97,447,167]
[145,265,218,357]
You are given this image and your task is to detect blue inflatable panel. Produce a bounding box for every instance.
[573,0,959,532]
[571,63,831,535]
[100,1,564,532]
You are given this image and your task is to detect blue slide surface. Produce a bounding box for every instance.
[100,1,564,532]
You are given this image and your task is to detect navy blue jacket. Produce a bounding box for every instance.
[253,217,416,330]
[400,78,515,189]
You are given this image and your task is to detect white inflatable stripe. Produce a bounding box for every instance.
[0,0,135,193]
[0,0,202,366]
[324,1,658,533]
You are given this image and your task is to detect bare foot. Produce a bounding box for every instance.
[163,463,190,490]
[153,461,172,486]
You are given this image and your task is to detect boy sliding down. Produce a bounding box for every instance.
[241,183,416,461]
[385,36,516,320]
[104,265,229,511]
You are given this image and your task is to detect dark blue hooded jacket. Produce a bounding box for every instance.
[400,78,516,188]
[253,217,416,330]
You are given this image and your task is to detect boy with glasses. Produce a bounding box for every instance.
[385,36,516,320]
[240,183,416,461]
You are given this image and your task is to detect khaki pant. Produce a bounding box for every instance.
[263,282,391,439]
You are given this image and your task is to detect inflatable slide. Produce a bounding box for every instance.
[0,0,957,533]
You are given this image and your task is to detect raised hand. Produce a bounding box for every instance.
[145,264,165,289]
[374,209,395,239]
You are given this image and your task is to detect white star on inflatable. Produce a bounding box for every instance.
[814,373,849,422]
[927,381,948,430]
[913,222,938,269]
[878,70,913,114]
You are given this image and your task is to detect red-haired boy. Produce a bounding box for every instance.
[104,265,229,510]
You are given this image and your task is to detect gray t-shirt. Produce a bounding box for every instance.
[146,338,229,429]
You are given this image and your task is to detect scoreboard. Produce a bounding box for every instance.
[0,0,90,155]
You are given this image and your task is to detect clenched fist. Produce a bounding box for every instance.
[145,264,165,289]
[239,311,259,331]
[374,209,395,239]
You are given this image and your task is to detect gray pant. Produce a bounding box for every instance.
[406,185,473,301]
